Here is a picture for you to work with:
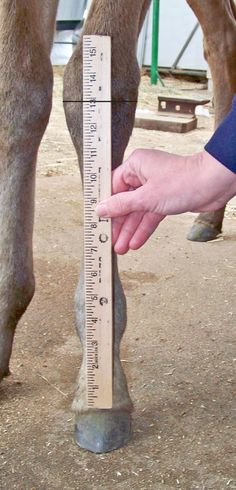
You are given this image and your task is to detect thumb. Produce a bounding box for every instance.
[96,186,148,218]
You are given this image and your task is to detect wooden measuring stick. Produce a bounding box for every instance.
[83,35,112,409]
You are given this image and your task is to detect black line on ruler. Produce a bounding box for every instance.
[63,100,137,103]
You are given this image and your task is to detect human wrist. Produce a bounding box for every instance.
[193,150,236,211]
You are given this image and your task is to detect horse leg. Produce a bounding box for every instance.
[64,0,151,452]
[187,0,236,242]
[0,0,57,380]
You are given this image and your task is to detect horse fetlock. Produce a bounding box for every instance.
[72,355,133,414]
[0,273,35,380]
[10,275,35,323]
[0,275,35,330]
[0,327,14,382]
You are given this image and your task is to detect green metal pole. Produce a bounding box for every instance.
[151,0,160,85]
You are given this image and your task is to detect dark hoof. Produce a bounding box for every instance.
[0,366,10,381]
[75,410,132,453]
[187,223,221,242]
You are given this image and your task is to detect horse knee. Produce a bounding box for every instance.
[63,50,83,162]
[0,49,53,162]
[63,39,141,170]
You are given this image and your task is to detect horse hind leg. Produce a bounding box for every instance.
[0,0,57,380]
[64,0,150,452]
[187,209,225,242]
[187,0,236,242]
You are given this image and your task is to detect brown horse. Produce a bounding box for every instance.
[0,0,235,452]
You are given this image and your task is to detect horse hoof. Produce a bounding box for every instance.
[0,366,10,382]
[75,410,132,453]
[187,223,221,242]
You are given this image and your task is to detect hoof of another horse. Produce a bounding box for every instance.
[187,223,221,242]
[0,366,10,382]
[75,410,132,453]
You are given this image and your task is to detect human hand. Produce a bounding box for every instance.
[96,149,236,254]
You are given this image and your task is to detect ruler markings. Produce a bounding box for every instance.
[83,34,112,411]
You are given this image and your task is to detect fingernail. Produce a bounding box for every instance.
[95,202,108,216]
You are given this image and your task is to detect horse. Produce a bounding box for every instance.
[0,0,235,452]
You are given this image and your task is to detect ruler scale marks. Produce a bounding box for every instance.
[83,36,112,409]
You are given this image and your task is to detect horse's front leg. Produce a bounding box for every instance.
[64,0,151,452]
[0,1,57,380]
[187,0,236,242]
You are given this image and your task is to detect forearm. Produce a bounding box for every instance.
[96,97,236,253]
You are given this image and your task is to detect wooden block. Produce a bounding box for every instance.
[134,111,197,133]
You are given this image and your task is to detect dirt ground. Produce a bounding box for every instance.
[0,69,235,490]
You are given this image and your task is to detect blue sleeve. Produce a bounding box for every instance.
[205,95,236,174]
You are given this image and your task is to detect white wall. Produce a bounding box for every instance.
[56,0,87,21]
[54,0,207,71]
[52,0,89,65]
[141,0,207,71]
